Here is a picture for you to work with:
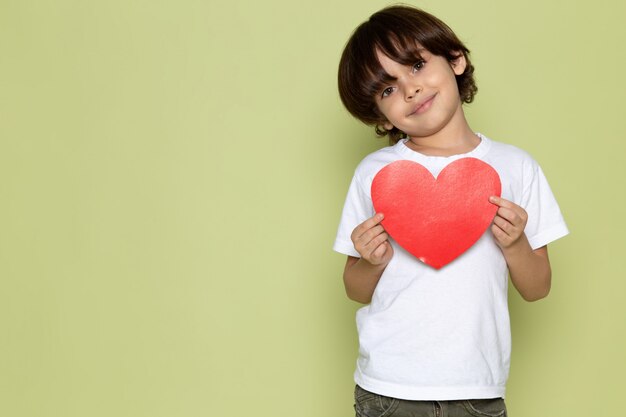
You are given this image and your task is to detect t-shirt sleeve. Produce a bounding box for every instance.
[333,172,375,257]
[520,159,569,249]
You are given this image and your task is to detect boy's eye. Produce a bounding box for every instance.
[381,87,395,98]
[412,59,426,73]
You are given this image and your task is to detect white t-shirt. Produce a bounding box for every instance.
[333,134,568,401]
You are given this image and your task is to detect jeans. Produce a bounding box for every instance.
[354,385,507,417]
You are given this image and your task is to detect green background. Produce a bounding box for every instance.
[1,0,624,416]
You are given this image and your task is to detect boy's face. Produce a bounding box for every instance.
[374,49,466,139]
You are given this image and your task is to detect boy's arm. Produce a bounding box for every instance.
[343,213,393,304]
[490,196,551,301]
[343,256,387,304]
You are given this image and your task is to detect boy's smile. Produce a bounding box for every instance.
[407,93,437,116]
[374,49,468,143]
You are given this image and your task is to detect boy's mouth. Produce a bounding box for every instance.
[407,94,436,116]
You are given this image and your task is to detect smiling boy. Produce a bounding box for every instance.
[334,6,568,416]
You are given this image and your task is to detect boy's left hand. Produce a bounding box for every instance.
[489,196,528,249]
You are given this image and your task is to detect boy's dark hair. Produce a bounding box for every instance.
[338,5,477,144]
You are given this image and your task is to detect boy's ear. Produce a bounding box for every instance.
[376,120,395,134]
[450,53,467,75]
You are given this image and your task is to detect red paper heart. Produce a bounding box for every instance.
[371,158,501,269]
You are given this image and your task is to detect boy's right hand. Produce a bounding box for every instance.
[350,213,394,266]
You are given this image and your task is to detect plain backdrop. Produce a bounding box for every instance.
[1,0,625,416]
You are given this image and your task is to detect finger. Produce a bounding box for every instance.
[497,207,527,228]
[490,196,528,218]
[489,196,514,208]
[355,228,387,258]
[362,233,389,261]
[495,207,517,224]
[491,224,509,244]
[358,225,386,244]
[360,232,388,257]
[371,240,391,262]
[365,232,389,252]
[352,213,384,240]
[492,215,512,235]
[353,225,386,254]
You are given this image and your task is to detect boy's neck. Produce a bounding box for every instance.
[404,112,478,157]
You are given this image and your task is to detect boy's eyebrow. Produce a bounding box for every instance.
[372,45,428,89]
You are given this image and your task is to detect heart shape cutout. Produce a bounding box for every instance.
[371,158,501,269]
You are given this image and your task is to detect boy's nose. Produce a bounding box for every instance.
[405,87,421,101]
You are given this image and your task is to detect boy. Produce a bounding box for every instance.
[333,5,568,416]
